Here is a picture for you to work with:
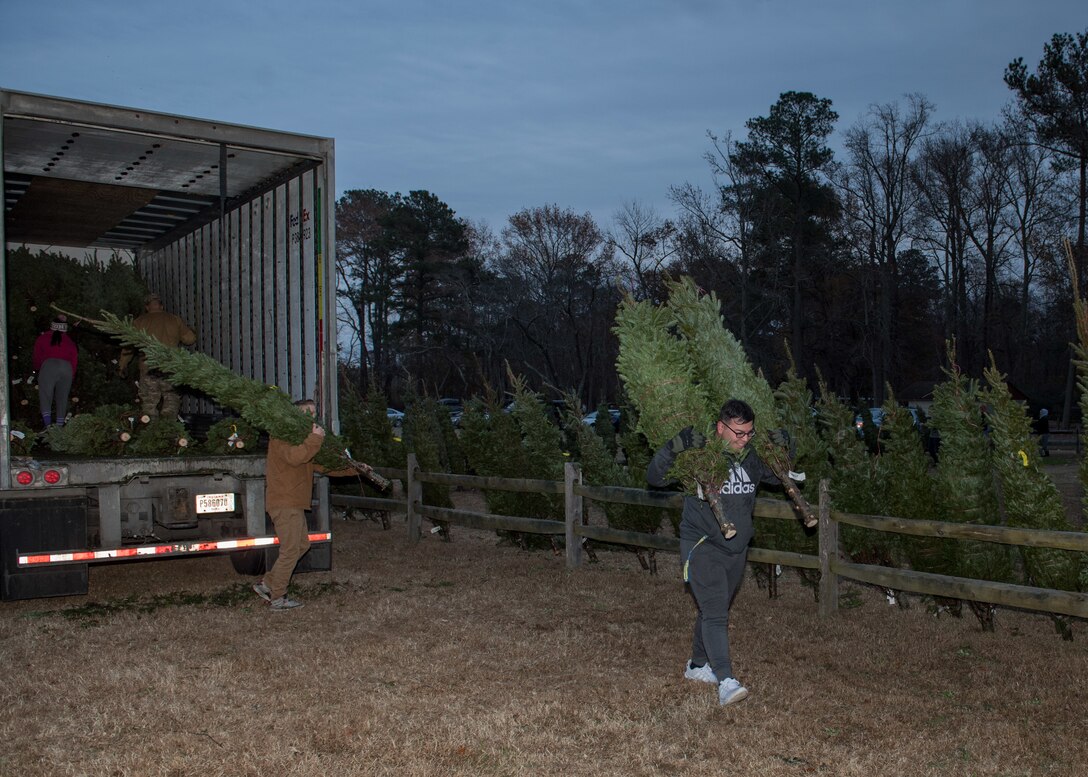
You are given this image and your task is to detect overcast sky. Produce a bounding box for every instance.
[2,1,1085,233]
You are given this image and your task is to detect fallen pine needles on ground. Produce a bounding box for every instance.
[1,503,1086,777]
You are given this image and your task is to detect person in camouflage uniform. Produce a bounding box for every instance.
[117,294,196,419]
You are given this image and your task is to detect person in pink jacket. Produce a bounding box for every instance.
[32,315,78,428]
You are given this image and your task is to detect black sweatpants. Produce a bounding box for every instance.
[681,535,748,681]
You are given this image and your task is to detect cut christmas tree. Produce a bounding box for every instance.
[615,276,815,532]
[55,305,389,491]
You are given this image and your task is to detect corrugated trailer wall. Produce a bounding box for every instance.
[138,168,324,414]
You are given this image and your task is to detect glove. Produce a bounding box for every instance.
[771,428,797,462]
[770,428,790,448]
[669,426,706,453]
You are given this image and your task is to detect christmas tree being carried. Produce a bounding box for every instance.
[615,276,815,534]
[54,305,390,492]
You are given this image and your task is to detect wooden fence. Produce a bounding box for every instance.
[330,454,1088,621]
[1048,425,1081,454]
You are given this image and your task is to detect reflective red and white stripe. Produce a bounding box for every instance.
[17,532,332,567]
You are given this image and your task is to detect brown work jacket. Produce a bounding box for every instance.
[265,431,356,510]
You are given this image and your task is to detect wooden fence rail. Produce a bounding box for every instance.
[1047,426,1081,454]
[330,455,1088,621]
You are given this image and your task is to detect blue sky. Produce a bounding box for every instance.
[2,1,1085,233]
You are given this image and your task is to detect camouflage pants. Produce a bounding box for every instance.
[138,367,181,419]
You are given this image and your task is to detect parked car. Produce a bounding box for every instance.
[582,408,621,430]
[855,406,920,434]
[386,408,405,423]
[438,397,464,426]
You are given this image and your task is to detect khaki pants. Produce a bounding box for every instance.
[263,507,311,600]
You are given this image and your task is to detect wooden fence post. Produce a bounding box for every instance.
[565,462,584,569]
[818,478,838,618]
[406,453,422,543]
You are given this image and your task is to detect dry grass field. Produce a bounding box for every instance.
[2,483,1088,777]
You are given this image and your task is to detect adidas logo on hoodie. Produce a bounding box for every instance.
[720,463,756,495]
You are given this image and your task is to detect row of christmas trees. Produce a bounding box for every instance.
[13,257,1082,636]
[333,332,1085,638]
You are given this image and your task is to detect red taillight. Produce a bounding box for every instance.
[15,470,34,486]
[43,469,62,485]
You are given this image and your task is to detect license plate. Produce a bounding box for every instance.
[196,492,235,514]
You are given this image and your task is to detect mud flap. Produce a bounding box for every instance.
[0,493,89,600]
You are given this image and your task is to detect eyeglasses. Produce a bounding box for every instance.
[721,422,756,440]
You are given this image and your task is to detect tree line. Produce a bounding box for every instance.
[335,30,1088,417]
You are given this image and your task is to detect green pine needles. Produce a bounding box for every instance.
[56,306,388,489]
[615,276,814,526]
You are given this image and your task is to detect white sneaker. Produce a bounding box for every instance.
[683,661,718,684]
[718,677,749,706]
[269,596,304,611]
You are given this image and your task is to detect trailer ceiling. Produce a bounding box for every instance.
[3,113,321,251]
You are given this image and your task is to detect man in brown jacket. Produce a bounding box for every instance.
[253,399,355,610]
[117,293,197,418]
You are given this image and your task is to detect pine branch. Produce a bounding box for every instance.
[54,305,389,491]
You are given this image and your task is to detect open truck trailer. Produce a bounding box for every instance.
[0,89,339,600]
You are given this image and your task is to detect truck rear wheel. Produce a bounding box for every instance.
[230,549,267,576]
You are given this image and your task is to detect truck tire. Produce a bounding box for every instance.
[230,549,267,576]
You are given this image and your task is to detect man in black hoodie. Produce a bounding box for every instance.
[647,398,787,706]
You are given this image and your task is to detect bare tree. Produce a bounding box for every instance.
[999,111,1065,368]
[668,131,775,347]
[961,123,1017,361]
[496,205,618,402]
[837,95,933,400]
[608,200,675,303]
[914,124,976,364]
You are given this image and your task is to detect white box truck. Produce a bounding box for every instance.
[0,89,340,599]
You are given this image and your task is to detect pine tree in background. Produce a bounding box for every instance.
[1068,247,1088,527]
[814,381,876,516]
[507,373,564,523]
[616,400,670,532]
[876,392,942,524]
[761,363,821,590]
[873,390,943,607]
[615,276,814,534]
[592,401,618,457]
[929,345,1012,630]
[458,377,564,549]
[560,393,666,572]
[814,380,882,565]
[983,357,1083,635]
[1068,246,1088,593]
[337,378,402,472]
[775,357,824,484]
[401,394,455,513]
[56,307,388,490]
[459,395,527,519]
